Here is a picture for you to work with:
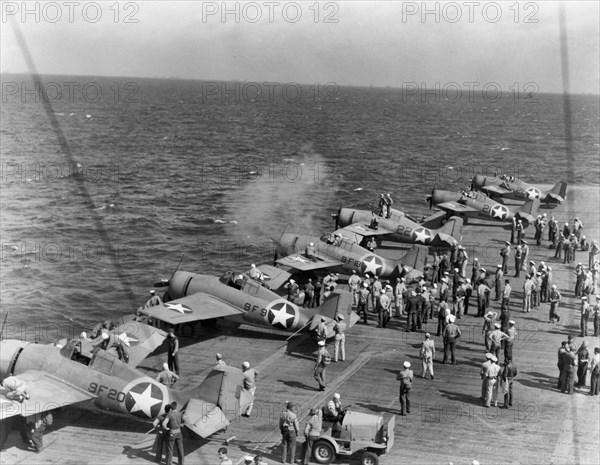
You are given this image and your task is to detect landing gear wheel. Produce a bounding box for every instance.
[360,451,379,465]
[312,440,335,464]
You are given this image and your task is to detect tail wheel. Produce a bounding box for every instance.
[313,440,335,464]
[360,451,380,465]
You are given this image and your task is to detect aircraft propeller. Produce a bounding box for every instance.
[331,206,341,230]
[154,254,184,287]
[426,187,435,210]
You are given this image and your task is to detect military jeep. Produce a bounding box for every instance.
[312,410,395,465]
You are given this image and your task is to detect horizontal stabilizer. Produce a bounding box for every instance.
[516,198,540,225]
[546,181,567,203]
[421,211,448,229]
[184,399,230,438]
[439,216,463,238]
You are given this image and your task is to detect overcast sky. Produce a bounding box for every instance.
[1,1,598,93]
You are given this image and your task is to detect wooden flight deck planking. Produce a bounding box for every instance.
[0,185,598,465]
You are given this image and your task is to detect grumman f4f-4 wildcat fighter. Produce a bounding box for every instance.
[331,206,463,248]
[0,321,252,438]
[471,174,567,204]
[140,265,359,338]
[273,232,426,283]
[426,187,540,226]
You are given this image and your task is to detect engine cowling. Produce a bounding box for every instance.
[0,340,31,379]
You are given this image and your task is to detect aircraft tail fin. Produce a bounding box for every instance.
[516,198,540,225]
[183,365,251,438]
[546,181,567,203]
[438,216,464,238]
[390,246,425,283]
[313,291,360,331]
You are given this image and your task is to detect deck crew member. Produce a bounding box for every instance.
[500,242,511,274]
[397,361,413,415]
[305,242,316,260]
[302,408,322,465]
[241,362,258,416]
[145,290,163,308]
[348,270,361,306]
[501,359,518,408]
[504,321,517,362]
[162,402,187,465]
[549,285,562,323]
[249,264,264,282]
[279,402,299,464]
[167,328,180,375]
[157,362,179,388]
[484,355,501,407]
[153,404,172,463]
[333,315,346,362]
[480,353,493,401]
[442,315,461,365]
[314,341,331,391]
[501,279,512,312]
[357,283,370,324]
[420,333,435,380]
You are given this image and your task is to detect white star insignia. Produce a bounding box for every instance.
[362,256,383,275]
[165,303,192,314]
[526,187,540,199]
[269,303,295,327]
[128,384,162,418]
[413,228,432,243]
[118,332,139,347]
[491,205,508,219]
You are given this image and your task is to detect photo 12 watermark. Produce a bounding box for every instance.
[198,81,339,104]
[400,82,540,104]
[201,1,339,24]
[2,80,139,104]
[1,1,140,24]
[401,2,539,24]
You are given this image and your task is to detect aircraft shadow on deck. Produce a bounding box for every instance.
[517,371,559,392]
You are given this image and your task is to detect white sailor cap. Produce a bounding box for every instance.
[485,353,493,359]
[338,315,344,320]
[150,289,155,294]
[509,320,516,325]
[494,323,501,328]
[403,361,411,368]
[318,340,325,346]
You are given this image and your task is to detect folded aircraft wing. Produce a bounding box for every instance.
[0,370,95,420]
[276,253,341,272]
[336,223,394,240]
[183,398,230,438]
[435,201,479,214]
[480,184,511,196]
[255,264,293,290]
[110,321,167,367]
[140,293,243,325]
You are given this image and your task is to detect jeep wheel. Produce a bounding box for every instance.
[360,451,379,465]
[313,440,335,464]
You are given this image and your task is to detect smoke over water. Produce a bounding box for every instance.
[221,143,334,262]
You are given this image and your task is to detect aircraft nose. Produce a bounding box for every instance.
[337,208,355,228]
[472,175,485,188]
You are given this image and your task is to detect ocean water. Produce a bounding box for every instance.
[1,74,598,341]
